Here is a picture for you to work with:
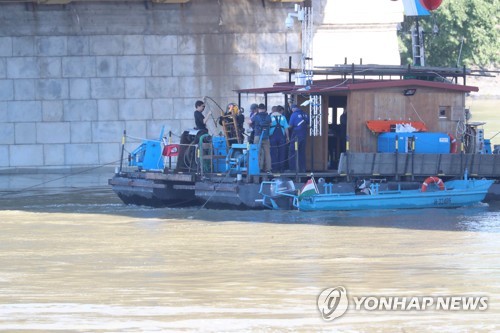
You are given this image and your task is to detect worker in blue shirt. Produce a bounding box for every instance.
[249,103,272,175]
[288,104,309,172]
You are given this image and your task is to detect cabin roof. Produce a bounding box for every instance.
[234,78,479,95]
[235,82,296,94]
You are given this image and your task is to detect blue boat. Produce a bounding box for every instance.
[259,173,494,212]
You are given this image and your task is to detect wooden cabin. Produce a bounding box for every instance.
[236,65,479,172]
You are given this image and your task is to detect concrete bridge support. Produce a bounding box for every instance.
[0,0,403,170]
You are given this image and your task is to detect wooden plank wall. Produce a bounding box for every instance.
[347,88,466,153]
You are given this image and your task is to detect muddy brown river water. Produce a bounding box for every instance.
[0,174,499,331]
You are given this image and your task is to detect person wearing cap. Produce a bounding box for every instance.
[288,104,309,172]
[247,103,259,144]
[249,103,272,175]
[194,100,212,132]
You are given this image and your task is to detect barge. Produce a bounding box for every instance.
[109,64,500,209]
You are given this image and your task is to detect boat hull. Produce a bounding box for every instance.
[109,172,199,207]
[299,179,494,212]
[195,181,263,209]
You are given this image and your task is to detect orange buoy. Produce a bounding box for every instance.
[421,176,445,192]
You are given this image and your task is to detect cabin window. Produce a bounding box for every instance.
[439,106,450,120]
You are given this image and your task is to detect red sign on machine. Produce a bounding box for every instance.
[162,144,180,157]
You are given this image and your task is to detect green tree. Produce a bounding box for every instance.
[399,0,499,68]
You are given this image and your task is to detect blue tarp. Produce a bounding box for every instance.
[402,0,430,16]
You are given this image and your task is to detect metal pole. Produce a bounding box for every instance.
[457,37,465,67]
[345,136,350,182]
[414,17,421,66]
[295,137,299,181]
[395,134,399,181]
[310,134,314,173]
[119,130,126,173]
[168,130,172,170]
[411,135,415,181]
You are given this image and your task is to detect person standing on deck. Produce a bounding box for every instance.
[288,104,309,173]
[247,103,259,144]
[249,103,272,175]
[194,100,212,133]
[269,105,289,173]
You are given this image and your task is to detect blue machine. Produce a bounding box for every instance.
[129,128,165,171]
[378,132,450,153]
[226,143,260,176]
[211,136,228,173]
[484,139,492,154]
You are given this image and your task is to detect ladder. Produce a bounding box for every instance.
[309,94,322,137]
[220,113,242,148]
[411,24,425,66]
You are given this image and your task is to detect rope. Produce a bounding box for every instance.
[0,159,124,197]
[197,169,233,211]
[320,78,349,91]
[125,134,149,142]
[456,117,467,139]
[183,143,199,173]
[126,131,186,142]
[203,96,224,132]
[204,96,225,116]
[408,98,425,123]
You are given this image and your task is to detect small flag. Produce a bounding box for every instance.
[299,177,319,199]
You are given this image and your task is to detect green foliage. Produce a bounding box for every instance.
[398,0,499,68]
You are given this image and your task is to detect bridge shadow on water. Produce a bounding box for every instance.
[1,186,499,233]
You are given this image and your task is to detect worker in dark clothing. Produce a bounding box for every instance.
[249,103,272,174]
[247,103,258,144]
[288,104,309,172]
[269,105,289,173]
[194,100,212,133]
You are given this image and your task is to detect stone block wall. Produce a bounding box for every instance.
[0,1,304,169]
[0,0,403,170]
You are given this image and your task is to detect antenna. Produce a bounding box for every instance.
[456,36,465,67]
